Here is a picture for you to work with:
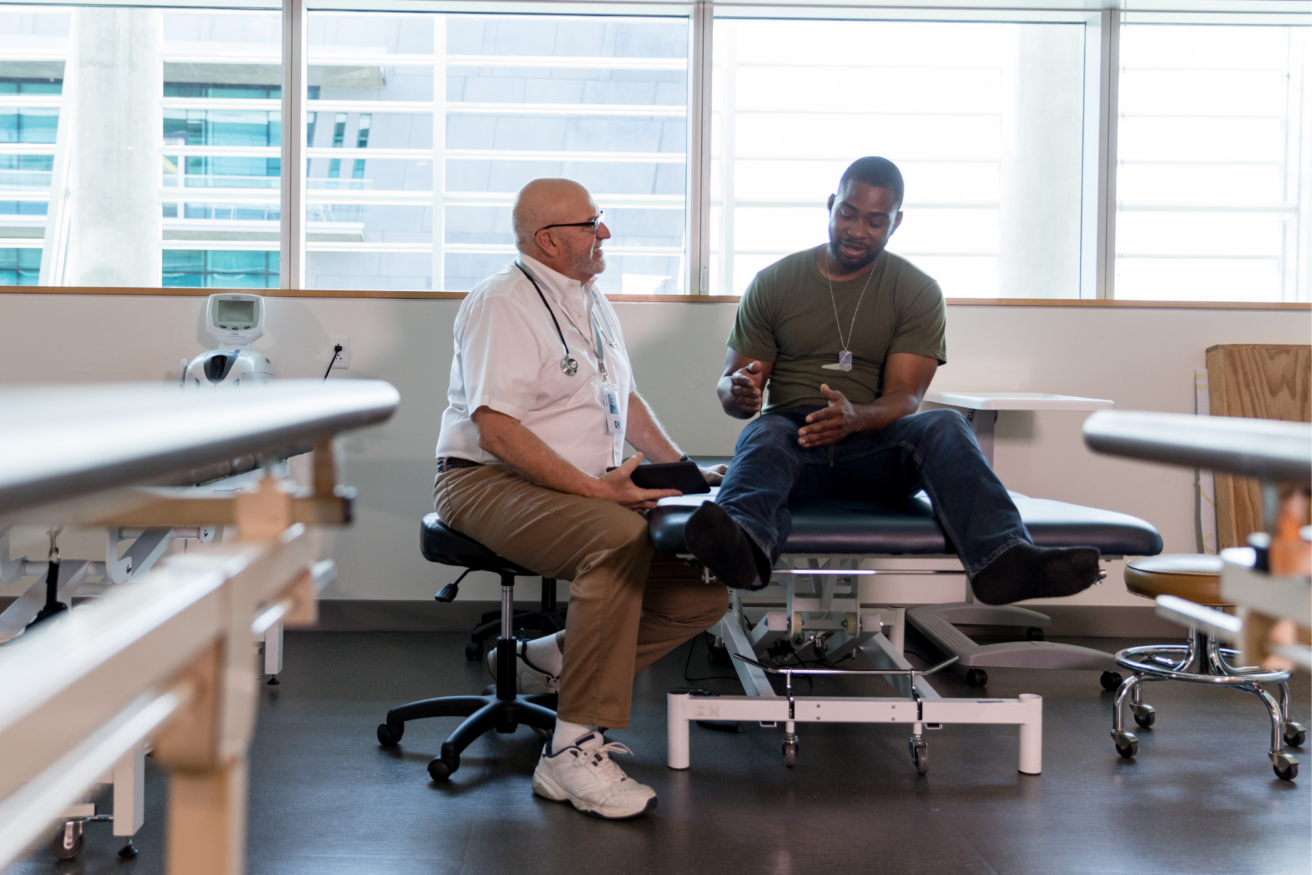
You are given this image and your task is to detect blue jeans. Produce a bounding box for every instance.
[715,407,1031,577]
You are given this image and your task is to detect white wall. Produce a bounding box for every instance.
[0,292,1306,606]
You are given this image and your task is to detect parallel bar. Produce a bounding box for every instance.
[281,0,308,290]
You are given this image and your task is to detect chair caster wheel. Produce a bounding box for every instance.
[1100,671,1123,692]
[1025,626,1044,641]
[428,757,457,782]
[1111,729,1138,759]
[781,737,798,768]
[1272,752,1299,782]
[707,634,731,666]
[1283,721,1306,748]
[377,722,404,747]
[1132,703,1156,729]
[50,825,84,860]
[965,668,988,688]
[465,642,482,661]
[910,739,929,775]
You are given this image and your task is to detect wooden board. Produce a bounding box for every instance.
[1206,344,1311,548]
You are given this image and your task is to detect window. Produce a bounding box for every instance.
[163,248,280,288]
[0,4,281,288]
[1115,23,1309,303]
[304,11,689,293]
[709,17,1086,298]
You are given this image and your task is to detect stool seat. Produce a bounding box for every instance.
[1124,553,1225,606]
[422,512,534,577]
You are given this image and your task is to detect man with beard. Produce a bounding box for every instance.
[433,178,728,819]
[684,156,1103,606]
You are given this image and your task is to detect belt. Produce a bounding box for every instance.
[437,456,483,474]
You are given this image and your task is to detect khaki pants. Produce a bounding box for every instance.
[434,464,729,728]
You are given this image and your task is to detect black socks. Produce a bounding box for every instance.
[685,502,772,591]
[970,543,1103,606]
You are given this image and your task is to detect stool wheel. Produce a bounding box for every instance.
[465,642,482,662]
[377,722,404,747]
[1132,703,1156,729]
[1272,752,1298,782]
[1100,671,1123,692]
[428,757,456,783]
[965,668,988,688]
[1025,626,1044,642]
[1283,722,1306,748]
[1112,730,1138,759]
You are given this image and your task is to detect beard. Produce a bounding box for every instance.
[827,237,881,273]
[565,240,606,277]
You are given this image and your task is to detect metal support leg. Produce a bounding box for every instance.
[668,692,691,770]
[263,620,283,682]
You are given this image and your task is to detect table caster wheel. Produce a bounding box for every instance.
[428,756,457,782]
[50,824,83,860]
[1025,626,1044,641]
[377,722,404,747]
[1111,729,1138,759]
[1272,752,1298,782]
[965,668,988,688]
[465,642,482,661]
[781,738,798,768]
[1132,703,1156,729]
[910,739,929,775]
[1283,721,1306,748]
[1100,671,1123,692]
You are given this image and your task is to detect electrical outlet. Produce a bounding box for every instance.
[329,336,350,369]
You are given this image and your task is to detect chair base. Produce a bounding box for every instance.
[378,685,558,782]
[1109,630,1305,781]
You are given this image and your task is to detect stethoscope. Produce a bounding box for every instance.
[515,262,618,377]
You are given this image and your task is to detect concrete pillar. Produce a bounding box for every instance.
[998,24,1084,299]
[68,8,162,287]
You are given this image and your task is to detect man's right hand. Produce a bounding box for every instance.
[729,362,766,414]
[592,453,681,510]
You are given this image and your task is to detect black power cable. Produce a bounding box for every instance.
[322,343,343,381]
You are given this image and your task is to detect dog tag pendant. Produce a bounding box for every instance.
[837,350,852,371]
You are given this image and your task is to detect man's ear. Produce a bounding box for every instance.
[826,193,835,212]
[890,210,904,234]
[535,228,559,258]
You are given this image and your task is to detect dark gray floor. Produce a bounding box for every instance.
[6,631,1310,875]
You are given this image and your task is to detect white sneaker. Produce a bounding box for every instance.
[532,732,657,820]
[485,639,559,695]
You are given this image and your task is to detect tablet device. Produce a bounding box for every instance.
[607,460,711,494]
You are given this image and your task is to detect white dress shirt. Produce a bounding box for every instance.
[435,254,634,478]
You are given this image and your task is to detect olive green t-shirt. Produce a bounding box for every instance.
[727,246,947,412]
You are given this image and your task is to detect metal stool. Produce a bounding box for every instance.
[375,514,557,782]
[1110,552,1305,780]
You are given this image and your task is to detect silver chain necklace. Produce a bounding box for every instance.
[823,248,877,372]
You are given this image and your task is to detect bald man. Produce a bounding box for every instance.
[433,178,727,820]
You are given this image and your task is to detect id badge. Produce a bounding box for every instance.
[602,381,623,435]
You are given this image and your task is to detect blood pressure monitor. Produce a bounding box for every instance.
[207,293,265,347]
[184,293,272,387]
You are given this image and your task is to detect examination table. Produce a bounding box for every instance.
[648,489,1162,773]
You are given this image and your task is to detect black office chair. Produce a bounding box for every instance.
[375,513,557,782]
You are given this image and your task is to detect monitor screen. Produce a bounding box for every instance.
[217,299,256,324]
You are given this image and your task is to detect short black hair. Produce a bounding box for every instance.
[838,157,904,207]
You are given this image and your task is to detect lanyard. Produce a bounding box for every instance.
[515,261,609,377]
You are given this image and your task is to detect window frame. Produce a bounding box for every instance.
[0,0,1305,306]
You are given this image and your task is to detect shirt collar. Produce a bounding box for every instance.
[518,253,596,306]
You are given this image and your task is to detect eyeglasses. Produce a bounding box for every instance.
[538,211,604,235]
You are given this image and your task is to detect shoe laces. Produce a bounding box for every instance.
[578,740,635,783]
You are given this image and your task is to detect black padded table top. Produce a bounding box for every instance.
[646,491,1162,558]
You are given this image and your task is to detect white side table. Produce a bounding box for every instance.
[922,391,1112,467]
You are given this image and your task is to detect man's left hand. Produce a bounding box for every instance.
[798,384,861,448]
